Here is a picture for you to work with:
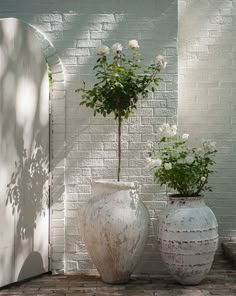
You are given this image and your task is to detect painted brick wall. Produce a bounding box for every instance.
[0,0,177,274]
[178,0,236,247]
[63,1,177,275]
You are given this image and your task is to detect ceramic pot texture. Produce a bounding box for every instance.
[158,196,218,285]
[80,180,150,284]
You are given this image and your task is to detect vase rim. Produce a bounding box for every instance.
[168,194,204,200]
[93,179,138,190]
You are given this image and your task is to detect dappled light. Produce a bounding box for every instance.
[1,18,19,56]
[16,77,37,128]
[40,72,50,126]
[0,0,235,287]
[0,18,50,286]
[0,46,7,79]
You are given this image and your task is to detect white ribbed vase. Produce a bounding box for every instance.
[80,180,150,284]
[158,196,218,285]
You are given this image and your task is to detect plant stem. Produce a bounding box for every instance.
[117,100,122,182]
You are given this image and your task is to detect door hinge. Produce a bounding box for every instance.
[49,92,52,114]
[49,100,52,115]
[49,172,52,187]
[48,243,52,259]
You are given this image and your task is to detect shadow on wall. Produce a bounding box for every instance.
[0,18,49,285]
[17,252,45,281]
[6,133,49,240]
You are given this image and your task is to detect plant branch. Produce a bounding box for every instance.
[117,98,122,182]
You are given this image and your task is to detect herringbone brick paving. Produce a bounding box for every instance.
[0,256,235,296]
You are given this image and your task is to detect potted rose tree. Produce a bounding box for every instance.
[147,123,218,285]
[76,40,166,283]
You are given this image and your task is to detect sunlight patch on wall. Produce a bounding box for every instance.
[1,17,18,40]
[178,1,234,72]
[40,71,49,126]
[16,77,37,146]
[0,46,7,79]
[1,18,21,57]
[0,162,10,191]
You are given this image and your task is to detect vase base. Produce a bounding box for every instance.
[101,273,130,284]
[174,275,205,286]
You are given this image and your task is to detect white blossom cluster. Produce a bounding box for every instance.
[145,123,217,195]
[96,40,140,56]
[159,123,177,138]
[95,40,167,70]
[202,139,216,152]
[155,55,168,71]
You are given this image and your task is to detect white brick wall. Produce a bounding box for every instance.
[0,0,177,275]
[178,0,236,247]
[2,0,235,276]
[63,1,177,275]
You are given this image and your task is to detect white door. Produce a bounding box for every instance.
[0,18,50,287]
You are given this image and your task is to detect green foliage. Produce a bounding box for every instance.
[75,42,166,181]
[47,63,53,89]
[147,124,217,197]
[76,49,163,121]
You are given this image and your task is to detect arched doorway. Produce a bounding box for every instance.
[0,18,65,286]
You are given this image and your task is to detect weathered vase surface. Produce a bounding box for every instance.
[80,180,150,284]
[158,196,218,285]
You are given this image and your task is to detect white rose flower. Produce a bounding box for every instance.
[195,147,204,156]
[182,133,189,140]
[177,158,185,164]
[156,55,167,70]
[201,176,206,182]
[111,42,123,53]
[152,158,162,167]
[168,131,175,137]
[96,45,110,55]
[128,40,140,49]
[164,163,172,170]
[159,123,169,133]
[159,123,177,137]
[145,158,154,168]
[202,139,217,152]
[146,141,153,149]
[146,158,162,168]
[185,156,194,164]
[168,125,177,137]
[208,141,216,151]
[146,157,152,163]
[172,125,177,133]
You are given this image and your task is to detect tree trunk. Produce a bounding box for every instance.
[117,111,121,182]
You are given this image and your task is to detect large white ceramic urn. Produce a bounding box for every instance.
[80,180,150,284]
[158,196,218,285]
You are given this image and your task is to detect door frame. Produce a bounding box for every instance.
[23,19,66,274]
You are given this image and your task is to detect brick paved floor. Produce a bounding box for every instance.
[0,256,235,296]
